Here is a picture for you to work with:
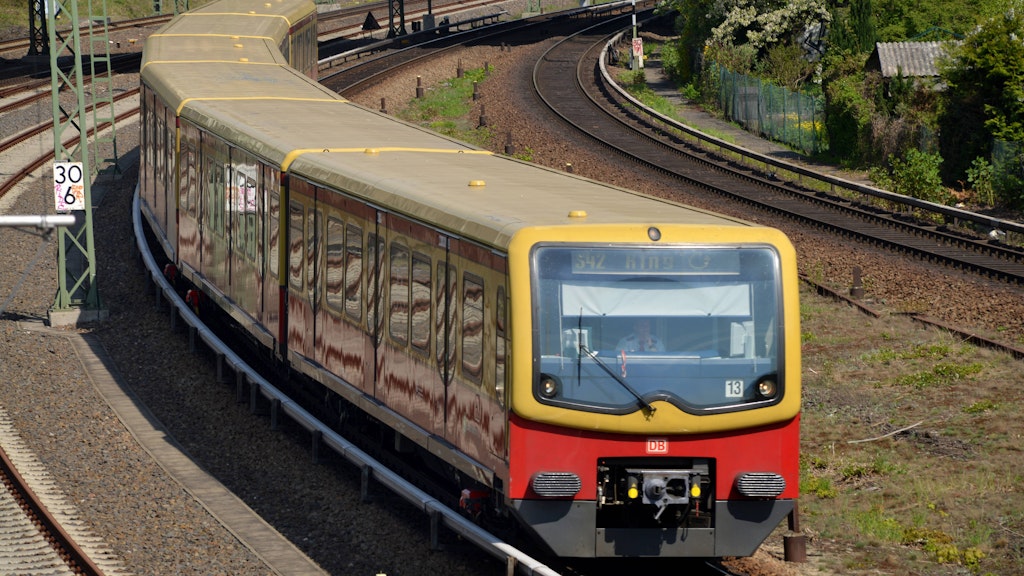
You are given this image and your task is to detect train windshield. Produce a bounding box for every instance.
[532,245,784,414]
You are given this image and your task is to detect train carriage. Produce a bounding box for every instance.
[138,0,801,560]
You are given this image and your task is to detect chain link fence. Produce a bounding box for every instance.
[715,66,827,155]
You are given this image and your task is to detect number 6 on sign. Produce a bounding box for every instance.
[53,161,85,211]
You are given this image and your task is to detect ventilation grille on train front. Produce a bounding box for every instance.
[531,472,582,497]
[736,472,786,497]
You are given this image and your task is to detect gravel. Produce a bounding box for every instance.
[1,15,1021,576]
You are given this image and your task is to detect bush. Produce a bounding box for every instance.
[965,157,995,206]
[874,149,950,204]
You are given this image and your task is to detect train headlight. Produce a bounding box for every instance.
[756,378,778,400]
[539,374,559,399]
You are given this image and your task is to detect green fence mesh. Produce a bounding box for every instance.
[716,67,827,155]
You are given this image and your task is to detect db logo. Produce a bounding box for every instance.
[646,438,669,454]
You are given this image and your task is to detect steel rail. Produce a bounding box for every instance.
[0,105,138,201]
[0,443,106,576]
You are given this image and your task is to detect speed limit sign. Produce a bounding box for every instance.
[54,161,85,211]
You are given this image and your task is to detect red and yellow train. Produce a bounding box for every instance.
[139,0,800,558]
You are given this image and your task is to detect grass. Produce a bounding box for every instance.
[797,283,1024,575]
[396,65,493,143]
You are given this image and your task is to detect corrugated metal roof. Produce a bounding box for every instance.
[874,41,946,77]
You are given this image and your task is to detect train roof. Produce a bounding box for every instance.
[290,147,748,249]
[142,34,290,69]
[157,0,313,36]
[143,0,755,250]
[143,61,341,114]
[177,97,468,164]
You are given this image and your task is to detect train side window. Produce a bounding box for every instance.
[247,172,258,261]
[180,135,197,218]
[206,137,227,237]
[204,158,215,231]
[141,92,149,198]
[188,143,198,219]
[436,262,457,378]
[268,192,280,278]
[345,224,363,321]
[366,233,385,335]
[410,253,431,353]
[462,273,484,384]
[165,120,174,200]
[207,155,226,237]
[495,285,507,406]
[154,112,164,202]
[288,201,304,291]
[229,149,257,262]
[228,158,241,253]
[389,243,410,347]
[307,208,319,292]
[325,217,345,313]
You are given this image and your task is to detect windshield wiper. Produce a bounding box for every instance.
[579,345,656,414]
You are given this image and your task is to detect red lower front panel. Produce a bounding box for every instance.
[507,413,800,557]
[508,413,800,501]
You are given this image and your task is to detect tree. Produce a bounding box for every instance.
[708,0,831,53]
[850,0,876,53]
[938,3,1024,183]
[665,0,830,80]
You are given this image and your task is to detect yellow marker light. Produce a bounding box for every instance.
[469,180,486,187]
[238,58,249,63]
[568,210,587,219]
[627,477,639,499]
[364,148,379,156]
[690,484,701,498]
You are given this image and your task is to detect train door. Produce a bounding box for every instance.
[378,214,444,433]
[443,242,510,469]
[285,183,314,362]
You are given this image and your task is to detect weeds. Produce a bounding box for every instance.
[398,65,494,146]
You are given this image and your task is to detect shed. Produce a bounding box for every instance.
[866,41,947,78]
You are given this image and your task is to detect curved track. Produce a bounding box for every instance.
[532,18,1024,286]
[0,410,117,576]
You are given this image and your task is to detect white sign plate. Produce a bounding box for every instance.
[54,161,85,212]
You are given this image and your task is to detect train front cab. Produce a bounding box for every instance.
[505,224,801,558]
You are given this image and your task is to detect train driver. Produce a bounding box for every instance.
[615,318,664,353]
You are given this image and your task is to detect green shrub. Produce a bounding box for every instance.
[875,149,949,204]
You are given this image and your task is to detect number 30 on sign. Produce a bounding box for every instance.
[54,161,85,211]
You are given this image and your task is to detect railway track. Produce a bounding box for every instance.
[0,14,169,58]
[0,407,125,576]
[532,16,1024,287]
[321,0,648,93]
